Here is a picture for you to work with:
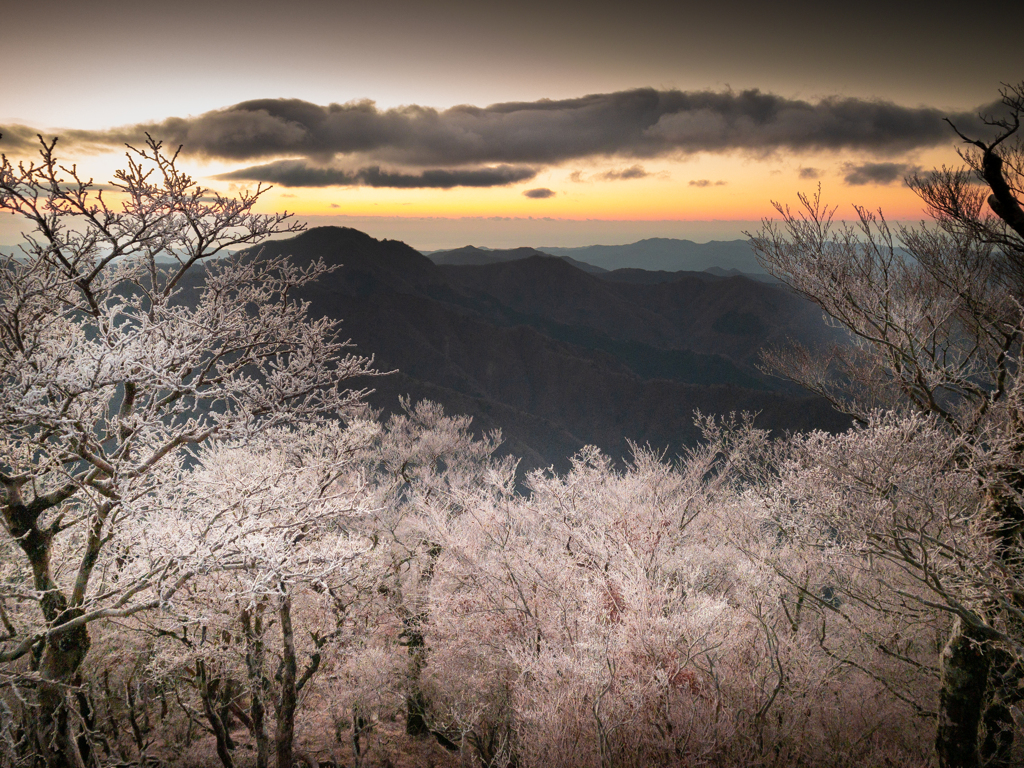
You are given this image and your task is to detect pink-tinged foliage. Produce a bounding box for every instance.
[382,414,933,767]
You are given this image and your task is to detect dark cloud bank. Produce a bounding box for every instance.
[218,161,537,189]
[2,88,998,189]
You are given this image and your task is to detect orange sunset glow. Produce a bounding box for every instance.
[1,1,1015,249]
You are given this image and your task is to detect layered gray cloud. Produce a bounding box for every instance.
[217,160,536,188]
[13,88,993,164]
[842,161,922,186]
[523,188,555,199]
[0,126,41,153]
[5,88,998,189]
[798,167,822,179]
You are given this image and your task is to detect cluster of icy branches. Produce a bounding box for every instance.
[5,400,1003,767]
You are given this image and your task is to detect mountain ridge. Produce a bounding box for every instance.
[428,245,608,273]
[228,227,848,470]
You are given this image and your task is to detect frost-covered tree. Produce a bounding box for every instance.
[0,136,373,767]
[750,83,1024,768]
[362,398,508,742]
[407,419,931,767]
[135,421,382,768]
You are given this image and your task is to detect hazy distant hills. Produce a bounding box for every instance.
[536,237,766,274]
[233,227,848,470]
[427,239,774,281]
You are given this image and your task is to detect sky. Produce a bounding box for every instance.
[1,0,1018,249]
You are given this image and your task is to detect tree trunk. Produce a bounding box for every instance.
[275,590,298,768]
[197,660,235,768]
[402,616,429,737]
[241,604,271,768]
[37,680,86,768]
[936,618,990,768]
[982,701,1014,768]
[35,587,91,768]
[4,488,94,768]
[74,677,108,765]
[980,630,1022,767]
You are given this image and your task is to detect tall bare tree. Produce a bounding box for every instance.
[0,136,373,767]
[749,83,1024,768]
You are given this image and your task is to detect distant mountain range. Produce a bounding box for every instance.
[426,239,774,281]
[220,227,847,471]
[534,238,767,273]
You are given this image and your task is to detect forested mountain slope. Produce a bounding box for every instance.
[241,227,849,469]
[440,255,837,372]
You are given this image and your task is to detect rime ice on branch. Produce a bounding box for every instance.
[0,135,374,767]
[750,83,1024,768]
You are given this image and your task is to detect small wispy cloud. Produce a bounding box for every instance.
[569,165,651,183]
[523,188,555,199]
[689,179,727,187]
[597,165,649,181]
